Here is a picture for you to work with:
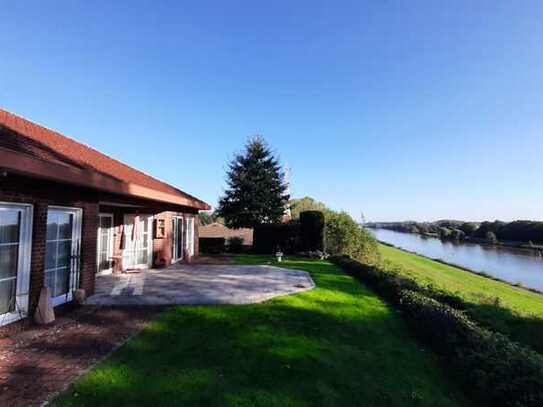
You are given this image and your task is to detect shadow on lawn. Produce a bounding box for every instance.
[52,295,471,406]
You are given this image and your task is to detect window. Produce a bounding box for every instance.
[44,207,82,305]
[0,203,33,325]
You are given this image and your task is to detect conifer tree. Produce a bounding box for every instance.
[217,136,289,228]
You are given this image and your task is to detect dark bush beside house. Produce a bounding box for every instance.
[299,211,325,251]
[199,237,225,254]
[330,255,543,407]
[227,236,244,253]
[253,223,299,254]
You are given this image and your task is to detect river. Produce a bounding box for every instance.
[370,228,543,291]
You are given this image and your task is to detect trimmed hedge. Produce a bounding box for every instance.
[299,211,325,251]
[226,236,244,253]
[199,237,225,254]
[331,255,543,407]
[253,223,299,254]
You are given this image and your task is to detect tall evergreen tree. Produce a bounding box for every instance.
[217,136,289,228]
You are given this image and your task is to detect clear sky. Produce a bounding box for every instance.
[1,1,542,222]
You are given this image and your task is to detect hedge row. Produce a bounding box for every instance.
[199,237,225,254]
[253,223,299,254]
[330,255,543,407]
[253,211,325,254]
[299,211,325,251]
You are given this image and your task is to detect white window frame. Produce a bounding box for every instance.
[172,216,184,263]
[45,206,82,307]
[0,202,33,326]
[185,217,194,257]
[97,213,114,275]
[121,214,153,271]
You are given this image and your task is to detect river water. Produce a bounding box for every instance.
[370,228,543,291]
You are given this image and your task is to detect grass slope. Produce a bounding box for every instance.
[54,256,472,407]
[379,244,543,352]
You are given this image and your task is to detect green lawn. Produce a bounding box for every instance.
[54,255,473,407]
[379,244,543,352]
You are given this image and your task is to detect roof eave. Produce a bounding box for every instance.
[0,147,210,210]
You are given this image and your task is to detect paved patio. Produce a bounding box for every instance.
[86,264,315,306]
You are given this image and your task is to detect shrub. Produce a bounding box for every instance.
[253,223,299,254]
[399,290,543,407]
[227,236,244,252]
[325,212,379,264]
[330,255,543,407]
[299,210,325,251]
[199,237,225,254]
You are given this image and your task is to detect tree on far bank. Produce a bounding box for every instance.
[486,231,498,244]
[216,136,289,229]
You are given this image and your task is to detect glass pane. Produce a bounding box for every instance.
[99,251,110,271]
[0,245,19,279]
[0,210,20,244]
[0,279,16,314]
[57,240,72,268]
[45,241,57,270]
[100,216,112,229]
[142,218,148,232]
[46,213,58,240]
[44,270,55,295]
[54,267,69,297]
[58,213,73,240]
[123,253,134,268]
[137,250,147,265]
[100,234,109,251]
[177,220,183,258]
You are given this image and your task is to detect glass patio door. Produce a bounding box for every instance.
[97,214,114,274]
[122,214,152,270]
[172,217,184,262]
[185,217,194,257]
[44,207,82,306]
[0,203,32,325]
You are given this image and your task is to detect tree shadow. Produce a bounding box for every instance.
[50,300,473,407]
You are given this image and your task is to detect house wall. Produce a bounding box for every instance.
[0,173,201,324]
[99,206,199,272]
[0,173,99,311]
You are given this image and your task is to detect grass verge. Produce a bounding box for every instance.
[53,255,472,407]
[379,243,543,352]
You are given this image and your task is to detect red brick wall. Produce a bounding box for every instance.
[0,172,201,322]
[151,211,199,267]
[98,207,199,271]
[0,174,99,312]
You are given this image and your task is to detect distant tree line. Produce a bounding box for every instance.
[366,220,543,245]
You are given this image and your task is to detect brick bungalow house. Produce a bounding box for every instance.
[0,109,210,326]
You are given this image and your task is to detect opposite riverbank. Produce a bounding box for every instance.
[378,243,543,353]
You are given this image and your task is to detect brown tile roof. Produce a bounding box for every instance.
[0,108,210,209]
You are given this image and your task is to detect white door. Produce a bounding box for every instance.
[0,203,33,326]
[122,214,153,270]
[185,217,194,257]
[172,216,184,262]
[97,213,114,274]
[44,207,82,306]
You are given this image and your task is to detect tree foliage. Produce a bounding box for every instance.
[217,136,289,228]
[290,197,332,220]
[198,211,215,226]
[325,211,379,263]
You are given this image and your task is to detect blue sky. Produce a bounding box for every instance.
[1,1,542,222]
